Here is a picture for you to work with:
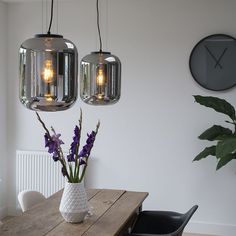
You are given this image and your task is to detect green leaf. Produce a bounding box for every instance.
[216,153,236,170]
[199,125,232,141]
[216,138,236,159]
[194,95,236,121]
[193,146,216,161]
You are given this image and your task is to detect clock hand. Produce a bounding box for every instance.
[214,47,227,68]
[204,46,222,69]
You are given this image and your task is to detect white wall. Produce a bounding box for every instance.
[4,0,236,235]
[0,1,7,220]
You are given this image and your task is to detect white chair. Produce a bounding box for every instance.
[18,190,46,212]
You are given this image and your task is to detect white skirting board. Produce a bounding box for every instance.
[186,221,236,236]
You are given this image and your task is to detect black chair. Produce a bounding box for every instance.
[125,205,198,236]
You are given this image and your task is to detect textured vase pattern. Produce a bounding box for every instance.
[59,182,89,223]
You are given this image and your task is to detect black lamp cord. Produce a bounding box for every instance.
[97,0,103,52]
[47,0,54,35]
[47,0,102,46]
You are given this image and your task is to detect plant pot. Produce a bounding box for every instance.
[59,182,88,223]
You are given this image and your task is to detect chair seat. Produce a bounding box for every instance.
[132,211,183,234]
[127,205,198,236]
[18,190,46,212]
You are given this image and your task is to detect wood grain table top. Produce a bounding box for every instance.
[0,189,148,236]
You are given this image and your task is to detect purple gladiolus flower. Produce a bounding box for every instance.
[52,133,64,146]
[37,110,99,183]
[67,125,80,162]
[67,153,75,162]
[79,131,96,158]
[44,133,64,162]
[74,125,80,137]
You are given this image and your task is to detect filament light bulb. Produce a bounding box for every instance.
[97,68,105,86]
[96,68,105,99]
[43,60,54,83]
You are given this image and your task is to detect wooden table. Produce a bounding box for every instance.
[0,189,148,236]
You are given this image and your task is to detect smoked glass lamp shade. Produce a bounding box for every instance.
[19,34,78,111]
[80,51,121,105]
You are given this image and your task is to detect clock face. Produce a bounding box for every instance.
[189,34,236,91]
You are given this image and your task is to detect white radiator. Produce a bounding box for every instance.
[16,150,65,198]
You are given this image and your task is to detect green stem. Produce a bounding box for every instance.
[74,150,79,179]
[36,112,51,137]
[59,159,71,182]
[79,165,87,183]
[73,109,83,181]
[78,108,82,150]
[74,109,83,181]
[58,145,71,182]
[76,162,81,182]
[79,158,88,182]
[69,163,74,182]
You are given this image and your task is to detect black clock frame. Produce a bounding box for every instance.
[189,34,236,91]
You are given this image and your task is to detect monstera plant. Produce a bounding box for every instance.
[193,95,236,170]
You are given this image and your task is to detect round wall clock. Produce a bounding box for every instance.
[189,34,236,91]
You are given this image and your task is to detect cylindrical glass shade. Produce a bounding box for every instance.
[19,34,78,111]
[80,51,121,105]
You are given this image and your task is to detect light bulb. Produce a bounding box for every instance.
[96,68,105,99]
[42,59,54,100]
[42,60,54,83]
[96,68,105,86]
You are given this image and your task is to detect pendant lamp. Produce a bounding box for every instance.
[80,0,121,105]
[19,0,78,111]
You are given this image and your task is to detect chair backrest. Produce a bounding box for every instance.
[18,190,46,212]
[172,205,198,236]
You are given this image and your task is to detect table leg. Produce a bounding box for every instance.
[117,205,143,236]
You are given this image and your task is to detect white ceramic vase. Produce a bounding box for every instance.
[59,182,89,223]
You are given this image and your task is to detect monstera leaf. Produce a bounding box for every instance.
[194,95,236,121]
[198,125,232,141]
